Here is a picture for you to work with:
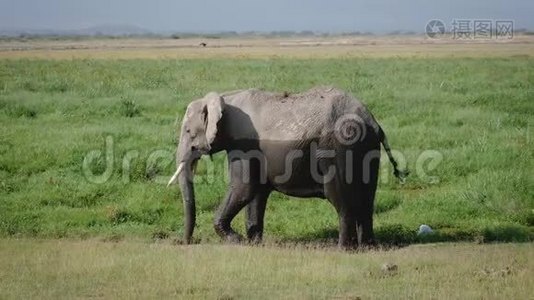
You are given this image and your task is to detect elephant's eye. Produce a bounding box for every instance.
[186,128,197,138]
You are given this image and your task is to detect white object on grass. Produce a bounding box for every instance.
[418,224,433,235]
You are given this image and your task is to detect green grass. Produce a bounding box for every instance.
[0,58,533,244]
[0,239,532,299]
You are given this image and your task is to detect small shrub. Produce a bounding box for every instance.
[106,206,133,224]
[482,225,532,242]
[102,233,124,242]
[137,208,164,225]
[376,224,417,245]
[145,163,161,180]
[152,230,170,240]
[119,98,141,117]
[4,105,37,118]
[375,196,401,214]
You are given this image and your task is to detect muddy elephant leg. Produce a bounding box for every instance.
[323,169,356,249]
[355,154,379,246]
[355,185,377,246]
[337,209,356,249]
[214,158,261,243]
[245,189,270,243]
[213,189,249,242]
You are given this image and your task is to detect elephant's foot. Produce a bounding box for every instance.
[225,232,243,243]
[355,223,375,248]
[336,215,357,250]
[246,225,263,244]
[359,238,377,248]
[214,223,243,244]
[337,226,357,250]
[338,240,357,251]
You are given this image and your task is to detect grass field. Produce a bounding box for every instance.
[0,38,532,298]
[1,239,532,299]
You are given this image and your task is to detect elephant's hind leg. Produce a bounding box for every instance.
[354,182,378,247]
[354,152,379,247]
[323,172,357,249]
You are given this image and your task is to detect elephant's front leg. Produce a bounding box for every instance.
[245,190,270,243]
[213,159,260,243]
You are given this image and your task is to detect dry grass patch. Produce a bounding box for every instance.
[0,36,533,59]
[0,239,532,299]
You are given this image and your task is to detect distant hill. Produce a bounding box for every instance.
[0,24,152,37]
[76,24,152,36]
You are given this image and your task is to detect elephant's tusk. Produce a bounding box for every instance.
[167,163,184,187]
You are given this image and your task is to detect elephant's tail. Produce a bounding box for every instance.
[377,125,409,182]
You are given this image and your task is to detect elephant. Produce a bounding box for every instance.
[168,86,407,248]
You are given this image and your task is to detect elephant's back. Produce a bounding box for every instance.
[223,87,372,142]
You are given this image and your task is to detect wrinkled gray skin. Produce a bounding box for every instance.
[170,87,406,248]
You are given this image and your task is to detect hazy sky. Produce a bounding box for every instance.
[0,0,532,33]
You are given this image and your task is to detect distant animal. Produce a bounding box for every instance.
[199,42,207,47]
[168,87,407,248]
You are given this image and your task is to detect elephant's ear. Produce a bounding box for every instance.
[203,92,224,145]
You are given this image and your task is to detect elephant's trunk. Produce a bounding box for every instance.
[168,140,200,244]
[178,161,195,244]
